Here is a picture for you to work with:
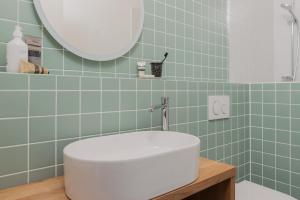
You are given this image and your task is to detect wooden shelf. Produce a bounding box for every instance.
[153,158,235,200]
[0,158,235,200]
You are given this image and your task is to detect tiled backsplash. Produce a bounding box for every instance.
[250,83,300,199]
[0,74,250,188]
[0,0,240,189]
[0,0,298,199]
[0,0,229,81]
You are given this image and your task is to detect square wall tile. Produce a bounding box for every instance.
[0,146,27,176]
[102,112,119,134]
[29,167,55,183]
[0,74,27,90]
[102,79,119,90]
[137,111,151,129]
[57,76,80,90]
[121,91,136,110]
[29,142,55,170]
[0,119,27,147]
[19,1,40,25]
[29,117,55,143]
[30,92,55,116]
[57,115,80,139]
[83,59,100,73]
[0,173,27,189]
[81,114,101,136]
[81,91,101,113]
[57,91,80,114]
[0,92,28,118]
[81,77,101,90]
[102,91,119,112]
[120,111,136,131]
[137,92,151,109]
[30,75,56,90]
[0,0,17,20]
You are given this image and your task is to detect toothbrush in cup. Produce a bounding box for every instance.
[151,52,169,77]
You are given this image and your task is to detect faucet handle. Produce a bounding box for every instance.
[148,107,155,112]
[148,105,162,112]
[148,97,169,112]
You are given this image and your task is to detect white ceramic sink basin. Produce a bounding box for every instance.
[64,131,200,200]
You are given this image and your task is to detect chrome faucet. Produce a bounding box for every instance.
[148,97,169,131]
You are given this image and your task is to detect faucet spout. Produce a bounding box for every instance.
[148,97,169,131]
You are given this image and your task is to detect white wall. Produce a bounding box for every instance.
[229,0,300,83]
[229,0,274,83]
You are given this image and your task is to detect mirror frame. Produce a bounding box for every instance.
[33,0,144,61]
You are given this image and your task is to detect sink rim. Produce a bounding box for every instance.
[64,131,200,163]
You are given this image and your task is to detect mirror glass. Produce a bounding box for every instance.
[34,0,144,61]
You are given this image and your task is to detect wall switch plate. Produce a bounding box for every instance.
[208,96,230,120]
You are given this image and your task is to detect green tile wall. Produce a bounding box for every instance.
[0,0,298,198]
[250,83,300,199]
[0,73,250,189]
[0,0,251,191]
[0,0,229,81]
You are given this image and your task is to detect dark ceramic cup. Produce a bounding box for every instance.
[151,62,163,77]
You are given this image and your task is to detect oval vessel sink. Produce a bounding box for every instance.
[64,131,200,200]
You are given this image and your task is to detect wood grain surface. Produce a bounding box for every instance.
[0,158,235,200]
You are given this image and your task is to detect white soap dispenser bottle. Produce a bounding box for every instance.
[6,25,28,73]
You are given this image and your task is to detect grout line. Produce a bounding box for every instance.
[26,75,30,183]
[79,77,82,140]
[222,85,225,164]
[206,83,208,159]
[289,82,292,195]
[249,85,252,182]
[0,165,63,179]
[237,84,240,178]
[100,76,103,137]
[135,79,138,131]
[183,0,186,80]
[118,79,121,134]
[275,84,278,190]
[214,84,217,160]
[62,49,65,76]
[230,85,233,165]
[261,85,264,186]
[54,76,58,176]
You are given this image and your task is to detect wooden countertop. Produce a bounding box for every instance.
[0,158,235,200]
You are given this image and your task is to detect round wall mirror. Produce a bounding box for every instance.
[33,0,144,61]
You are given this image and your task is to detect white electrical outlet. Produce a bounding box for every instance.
[208,96,230,120]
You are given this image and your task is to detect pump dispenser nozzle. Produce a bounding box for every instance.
[13,25,23,38]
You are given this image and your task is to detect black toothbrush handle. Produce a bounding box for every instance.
[161,52,169,64]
